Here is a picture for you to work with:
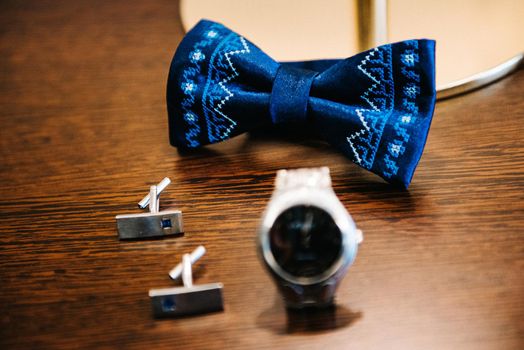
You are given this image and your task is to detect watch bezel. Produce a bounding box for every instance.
[258,187,358,286]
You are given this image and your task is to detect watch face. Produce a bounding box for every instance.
[269,205,342,278]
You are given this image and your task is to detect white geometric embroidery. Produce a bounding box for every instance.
[190,49,205,62]
[402,53,415,66]
[182,81,195,94]
[214,36,250,128]
[346,46,394,168]
[347,49,377,165]
[404,84,419,98]
[179,23,223,148]
[184,112,196,122]
[203,35,250,142]
[383,40,421,179]
[206,30,218,38]
[390,143,402,156]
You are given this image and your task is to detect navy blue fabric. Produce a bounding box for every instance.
[270,66,317,124]
[167,20,437,188]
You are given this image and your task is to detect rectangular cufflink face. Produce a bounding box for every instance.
[115,210,183,240]
[149,283,224,318]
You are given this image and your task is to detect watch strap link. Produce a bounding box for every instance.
[275,167,332,190]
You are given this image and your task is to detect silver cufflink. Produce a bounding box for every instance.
[115,177,183,240]
[149,246,224,318]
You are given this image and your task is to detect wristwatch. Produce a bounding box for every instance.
[257,167,363,308]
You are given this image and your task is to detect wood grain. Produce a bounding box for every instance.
[0,1,523,349]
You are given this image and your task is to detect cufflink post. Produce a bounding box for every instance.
[169,245,206,280]
[149,246,224,318]
[138,177,171,210]
[115,177,183,240]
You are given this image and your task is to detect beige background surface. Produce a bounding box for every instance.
[181,0,524,88]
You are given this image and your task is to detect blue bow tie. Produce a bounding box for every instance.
[167,20,436,188]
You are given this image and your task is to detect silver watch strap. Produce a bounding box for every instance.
[275,167,332,190]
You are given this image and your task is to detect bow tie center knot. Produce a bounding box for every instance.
[270,65,317,125]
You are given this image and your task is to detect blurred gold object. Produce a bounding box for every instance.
[357,0,388,50]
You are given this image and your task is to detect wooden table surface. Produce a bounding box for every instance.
[1,1,523,349]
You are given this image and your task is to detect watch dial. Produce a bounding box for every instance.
[269,205,342,277]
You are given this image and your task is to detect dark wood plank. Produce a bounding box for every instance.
[1,1,523,349]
